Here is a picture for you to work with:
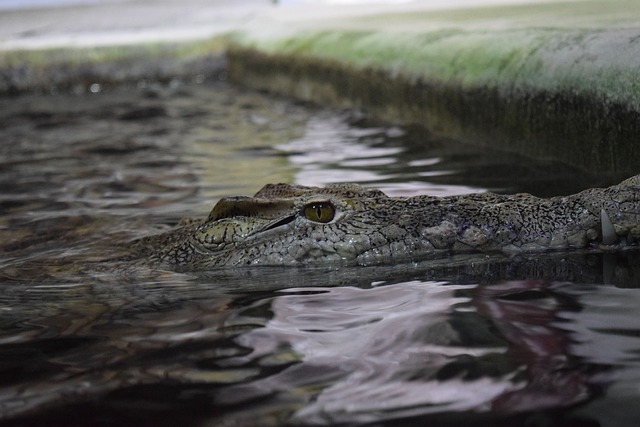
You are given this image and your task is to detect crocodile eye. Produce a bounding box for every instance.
[303,202,335,223]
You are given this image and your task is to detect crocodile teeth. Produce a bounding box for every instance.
[600,208,616,245]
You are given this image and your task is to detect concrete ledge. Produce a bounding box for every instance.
[227,41,640,174]
[227,1,640,174]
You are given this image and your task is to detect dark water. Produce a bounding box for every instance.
[1,80,639,427]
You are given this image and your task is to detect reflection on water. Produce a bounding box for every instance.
[236,282,512,424]
[1,80,640,426]
[277,114,483,197]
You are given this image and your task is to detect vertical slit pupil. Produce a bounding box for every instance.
[304,202,335,223]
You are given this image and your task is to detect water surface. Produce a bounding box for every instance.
[1,80,639,426]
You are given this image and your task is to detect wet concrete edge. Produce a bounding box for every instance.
[227,46,640,175]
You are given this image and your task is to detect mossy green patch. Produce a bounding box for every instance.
[231,26,640,110]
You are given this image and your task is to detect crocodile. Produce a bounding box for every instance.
[131,175,640,270]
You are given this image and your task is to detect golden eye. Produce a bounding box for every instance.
[303,202,335,223]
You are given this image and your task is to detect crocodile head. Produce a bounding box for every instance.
[155,183,411,268]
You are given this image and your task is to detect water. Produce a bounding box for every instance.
[1,80,639,426]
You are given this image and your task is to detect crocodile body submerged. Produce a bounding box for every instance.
[132,175,640,270]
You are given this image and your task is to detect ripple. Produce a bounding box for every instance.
[235,281,518,423]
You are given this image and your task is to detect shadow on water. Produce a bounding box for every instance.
[1,80,640,426]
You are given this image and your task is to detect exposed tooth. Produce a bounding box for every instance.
[600,208,616,245]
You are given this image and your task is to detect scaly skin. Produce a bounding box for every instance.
[132,175,640,270]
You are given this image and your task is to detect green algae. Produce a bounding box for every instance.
[226,0,640,174]
[231,27,640,110]
[226,0,640,112]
